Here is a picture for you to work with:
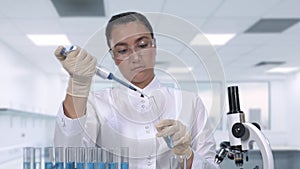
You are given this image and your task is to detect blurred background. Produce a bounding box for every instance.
[1,0,300,168]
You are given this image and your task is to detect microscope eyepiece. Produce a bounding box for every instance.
[228,86,242,114]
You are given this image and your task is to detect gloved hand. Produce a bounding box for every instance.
[156,119,193,159]
[55,45,97,97]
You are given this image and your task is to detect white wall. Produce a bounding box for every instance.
[266,72,300,148]
[0,110,55,164]
[0,41,66,115]
[0,41,65,166]
[284,72,300,147]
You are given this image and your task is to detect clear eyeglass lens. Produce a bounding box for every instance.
[112,39,153,61]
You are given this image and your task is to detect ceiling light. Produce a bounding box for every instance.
[266,67,299,74]
[255,61,285,67]
[27,34,71,46]
[167,67,193,73]
[245,18,300,33]
[190,33,236,46]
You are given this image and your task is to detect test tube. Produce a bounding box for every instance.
[34,147,41,169]
[169,155,187,169]
[76,147,85,169]
[86,147,97,169]
[120,147,129,169]
[150,96,174,148]
[66,147,75,169]
[23,147,34,169]
[55,147,64,169]
[107,148,118,169]
[96,148,106,169]
[44,147,54,169]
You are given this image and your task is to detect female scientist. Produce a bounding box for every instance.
[54,11,219,169]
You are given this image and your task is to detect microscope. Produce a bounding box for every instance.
[215,86,274,169]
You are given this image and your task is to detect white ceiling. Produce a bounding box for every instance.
[1,0,300,82]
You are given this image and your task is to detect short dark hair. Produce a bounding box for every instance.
[105,12,154,48]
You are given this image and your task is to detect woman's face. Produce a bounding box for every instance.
[109,22,156,88]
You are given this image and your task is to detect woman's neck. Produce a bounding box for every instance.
[132,74,155,89]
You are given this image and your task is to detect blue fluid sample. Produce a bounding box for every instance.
[44,162,53,169]
[76,162,85,169]
[121,162,129,169]
[97,162,106,169]
[55,162,64,169]
[23,162,31,169]
[87,162,95,169]
[108,162,118,169]
[164,135,174,148]
[66,162,75,169]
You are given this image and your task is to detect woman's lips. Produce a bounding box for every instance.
[132,66,145,72]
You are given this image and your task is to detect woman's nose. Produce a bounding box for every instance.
[130,50,142,62]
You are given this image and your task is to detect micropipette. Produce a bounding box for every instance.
[60,46,146,97]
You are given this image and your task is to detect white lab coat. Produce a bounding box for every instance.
[54,77,220,169]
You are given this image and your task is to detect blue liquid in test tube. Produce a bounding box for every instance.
[66,162,75,169]
[87,162,95,169]
[97,162,106,169]
[108,162,118,169]
[44,147,54,169]
[23,162,31,169]
[55,162,64,169]
[55,147,64,169]
[121,162,129,169]
[76,162,85,169]
[23,147,35,169]
[44,162,53,169]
